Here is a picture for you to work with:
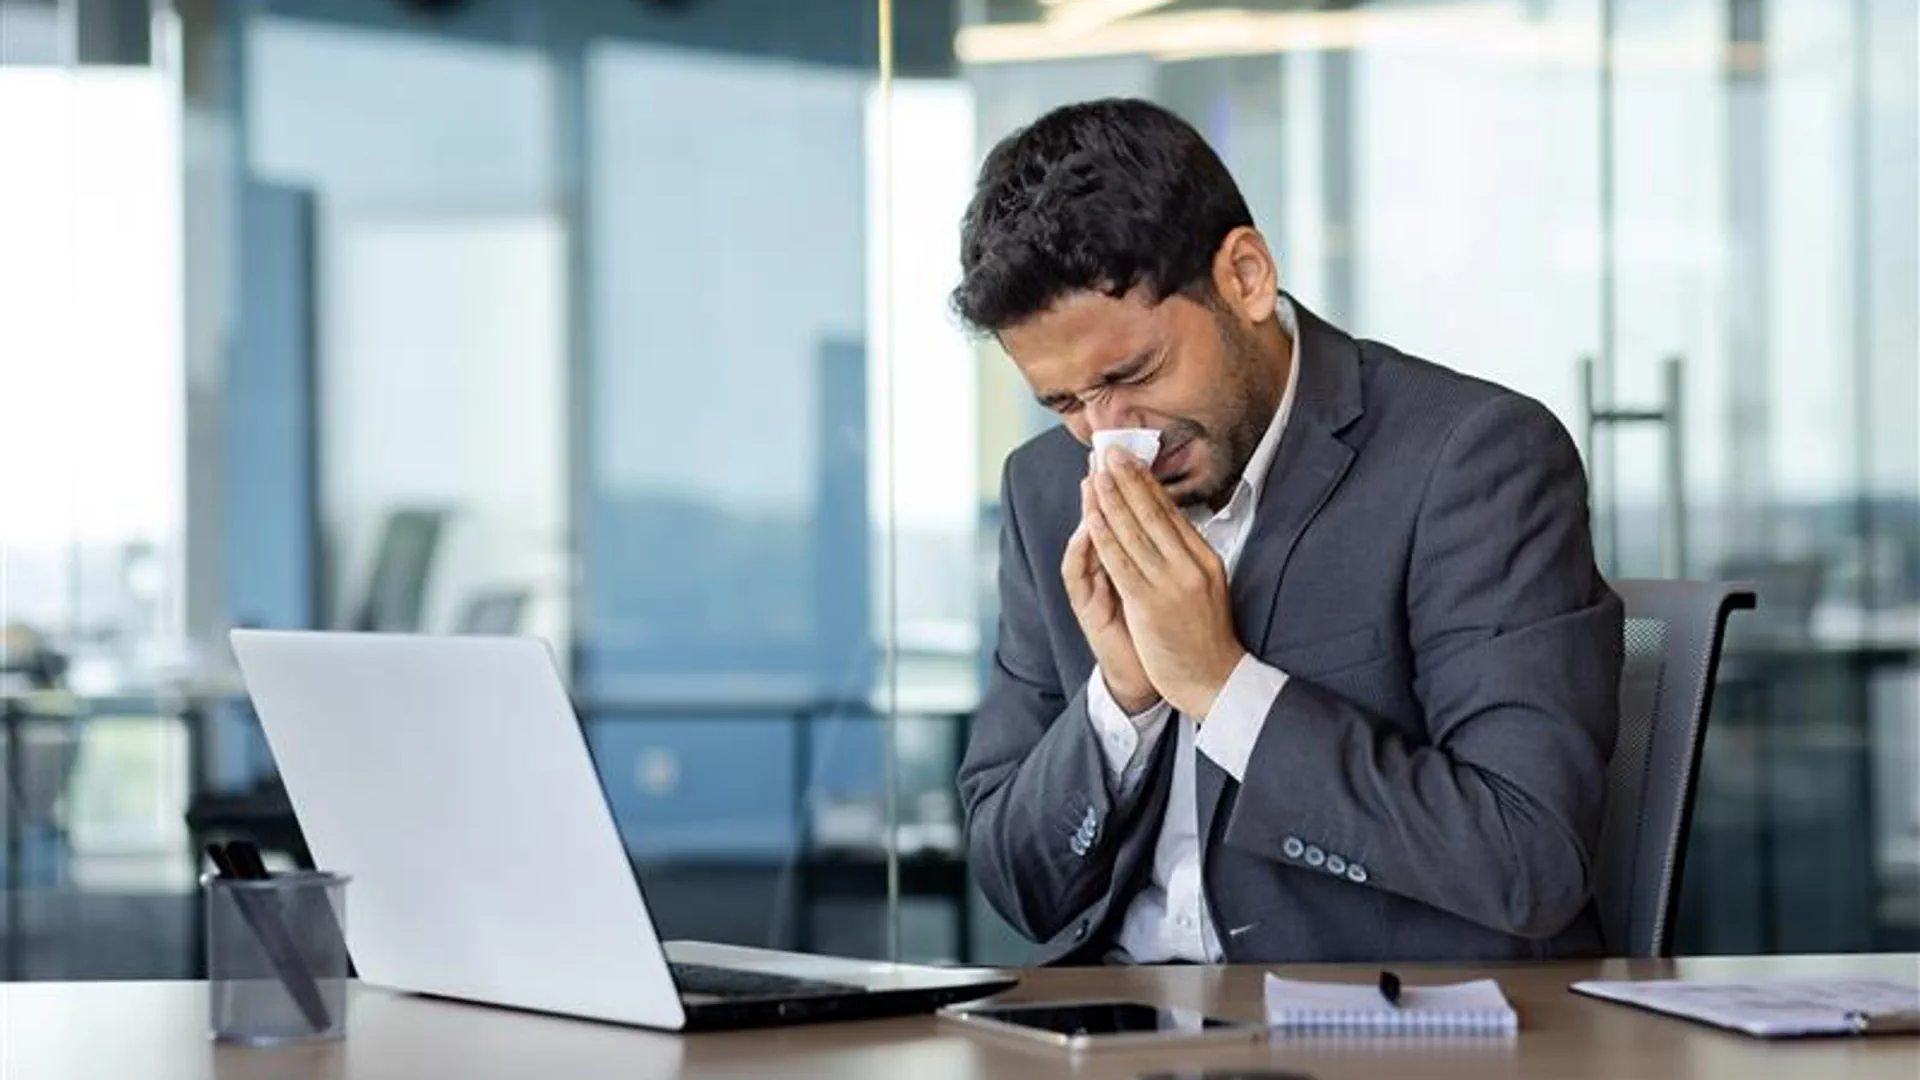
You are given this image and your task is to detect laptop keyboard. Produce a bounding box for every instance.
[670,961,861,1001]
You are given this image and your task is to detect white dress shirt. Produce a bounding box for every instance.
[1087,295,1303,964]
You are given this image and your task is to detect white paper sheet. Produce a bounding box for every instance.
[1571,977,1920,1037]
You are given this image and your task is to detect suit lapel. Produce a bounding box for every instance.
[1197,296,1366,861]
[1226,425,1357,659]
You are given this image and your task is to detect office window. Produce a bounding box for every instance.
[0,60,195,977]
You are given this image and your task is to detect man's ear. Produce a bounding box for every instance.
[1210,226,1278,326]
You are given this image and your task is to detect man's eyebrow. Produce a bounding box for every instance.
[1032,349,1160,408]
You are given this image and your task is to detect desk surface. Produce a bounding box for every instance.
[5,953,1918,1079]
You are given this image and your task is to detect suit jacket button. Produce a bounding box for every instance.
[1074,919,1089,940]
[1282,836,1305,859]
[1304,845,1326,868]
[1346,863,1369,884]
[1326,855,1347,875]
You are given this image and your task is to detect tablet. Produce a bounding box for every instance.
[938,999,1264,1051]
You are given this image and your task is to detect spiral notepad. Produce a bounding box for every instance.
[1264,974,1519,1036]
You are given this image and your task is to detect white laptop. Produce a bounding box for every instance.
[228,629,1014,1031]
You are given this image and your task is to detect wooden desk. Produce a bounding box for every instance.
[4,954,1917,1079]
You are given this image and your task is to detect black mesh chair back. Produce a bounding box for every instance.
[1594,579,1756,956]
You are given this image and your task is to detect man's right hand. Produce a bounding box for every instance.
[1063,476,1159,714]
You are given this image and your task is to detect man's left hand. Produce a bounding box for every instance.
[1085,447,1246,718]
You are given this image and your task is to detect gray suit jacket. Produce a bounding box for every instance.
[958,296,1623,965]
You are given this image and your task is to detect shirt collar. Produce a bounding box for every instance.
[1202,294,1301,524]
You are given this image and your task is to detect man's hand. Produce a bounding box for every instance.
[1063,482,1159,713]
[1086,448,1246,717]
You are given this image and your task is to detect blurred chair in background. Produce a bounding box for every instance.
[455,587,531,635]
[1714,556,1822,646]
[350,507,447,633]
[1,622,82,889]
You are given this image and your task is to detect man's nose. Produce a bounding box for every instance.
[1085,398,1141,432]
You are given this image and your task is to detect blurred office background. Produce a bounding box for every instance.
[0,0,1913,978]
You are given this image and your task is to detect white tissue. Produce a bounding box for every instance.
[1090,428,1162,471]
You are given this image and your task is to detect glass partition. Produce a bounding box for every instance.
[0,0,976,978]
[2,0,195,978]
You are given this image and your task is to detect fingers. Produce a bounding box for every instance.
[1085,511,1147,598]
[1065,513,1127,641]
[1098,448,1190,565]
[1117,448,1217,566]
[1061,521,1096,605]
[1113,441,1228,572]
[1088,562,1115,612]
[1091,466,1169,576]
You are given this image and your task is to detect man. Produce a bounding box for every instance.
[954,98,1623,966]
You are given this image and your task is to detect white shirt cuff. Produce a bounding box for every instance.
[1194,654,1289,783]
[1086,668,1171,786]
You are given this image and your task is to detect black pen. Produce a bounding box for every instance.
[228,840,349,971]
[208,841,333,1033]
[1379,970,1402,1008]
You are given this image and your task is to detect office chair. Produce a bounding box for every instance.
[455,588,531,635]
[1592,579,1756,957]
[0,624,81,889]
[1714,555,1821,644]
[350,507,447,632]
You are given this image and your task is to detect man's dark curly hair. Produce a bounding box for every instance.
[952,97,1254,334]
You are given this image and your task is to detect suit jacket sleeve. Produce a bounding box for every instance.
[1221,395,1623,940]
[957,456,1164,944]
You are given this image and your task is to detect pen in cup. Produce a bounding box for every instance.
[205,842,333,1034]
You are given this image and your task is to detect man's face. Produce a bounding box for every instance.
[1002,287,1281,510]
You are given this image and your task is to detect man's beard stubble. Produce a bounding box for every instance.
[1182,314,1283,511]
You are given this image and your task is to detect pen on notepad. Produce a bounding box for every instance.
[1848,1010,1920,1034]
[1379,970,1402,1008]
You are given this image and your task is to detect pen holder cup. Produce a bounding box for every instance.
[204,870,351,1045]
